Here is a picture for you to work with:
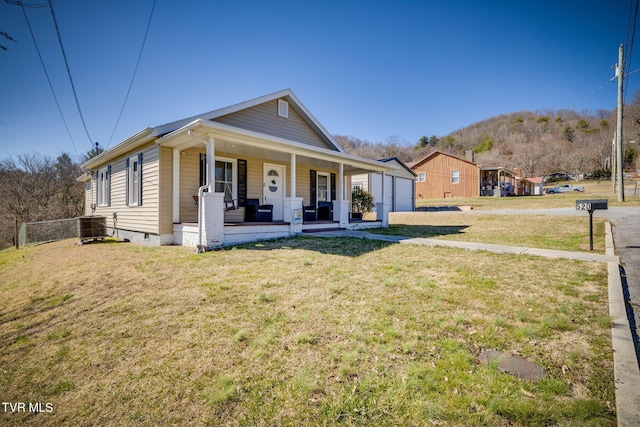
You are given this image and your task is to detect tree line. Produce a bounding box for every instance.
[0,153,85,248]
[2,92,640,248]
[338,90,640,178]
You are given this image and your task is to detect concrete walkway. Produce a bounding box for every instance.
[310,225,640,426]
[311,229,619,262]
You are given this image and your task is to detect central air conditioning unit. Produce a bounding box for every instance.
[77,216,107,244]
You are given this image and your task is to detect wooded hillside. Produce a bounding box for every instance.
[0,153,84,249]
[338,90,640,178]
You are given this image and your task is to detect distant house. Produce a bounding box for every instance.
[411,150,539,199]
[517,177,544,195]
[412,150,479,199]
[77,89,395,251]
[350,157,416,212]
[479,166,518,197]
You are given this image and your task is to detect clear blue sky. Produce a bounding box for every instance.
[1,0,638,161]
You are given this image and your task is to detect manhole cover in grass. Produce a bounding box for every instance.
[478,350,546,381]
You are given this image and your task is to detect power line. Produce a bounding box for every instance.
[106,0,157,150]
[48,0,94,149]
[6,0,53,8]
[624,0,639,103]
[19,0,79,156]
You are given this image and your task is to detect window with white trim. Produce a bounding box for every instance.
[127,154,142,206]
[215,159,235,202]
[317,172,329,202]
[200,155,237,202]
[451,170,460,184]
[97,165,110,207]
[416,172,426,182]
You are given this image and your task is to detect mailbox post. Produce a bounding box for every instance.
[575,199,608,250]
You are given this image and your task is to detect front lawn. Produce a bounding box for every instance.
[0,238,614,426]
[373,212,607,253]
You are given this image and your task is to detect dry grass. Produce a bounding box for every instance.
[0,237,614,426]
[377,212,607,253]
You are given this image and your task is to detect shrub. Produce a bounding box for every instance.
[351,187,374,214]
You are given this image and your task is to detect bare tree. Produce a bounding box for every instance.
[0,152,84,248]
[510,140,548,177]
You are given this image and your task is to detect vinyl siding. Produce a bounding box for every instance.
[179,148,201,223]
[158,146,173,234]
[84,180,93,216]
[350,173,370,192]
[298,166,338,206]
[296,164,311,205]
[175,150,338,220]
[245,155,265,201]
[89,143,160,233]
[414,153,479,199]
[176,151,277,221]
[213,100,334,150]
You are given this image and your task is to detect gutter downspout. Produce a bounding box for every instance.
[188,130,214,253]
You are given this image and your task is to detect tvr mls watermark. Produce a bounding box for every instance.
[2,402,54,413]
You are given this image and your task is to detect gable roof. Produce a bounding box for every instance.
[82,89,343,170]
[410,150,478,170]
[151,89,344,152]
[379,157,417,176]
[523,177,544,184]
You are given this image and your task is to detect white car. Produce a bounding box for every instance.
[545,184,584,194]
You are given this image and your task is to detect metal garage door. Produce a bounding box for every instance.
[394,177,414,211]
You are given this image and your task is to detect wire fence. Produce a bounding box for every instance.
[18,216,106,247]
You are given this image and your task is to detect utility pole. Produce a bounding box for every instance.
[615,44,625,202]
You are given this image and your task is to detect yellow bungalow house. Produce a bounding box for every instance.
[77,89,394,251]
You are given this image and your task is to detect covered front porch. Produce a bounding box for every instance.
[479,167,518,197]
[173,216,383,248]
[157,119,391,250]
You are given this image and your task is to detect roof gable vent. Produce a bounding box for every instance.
[277,99,289,118]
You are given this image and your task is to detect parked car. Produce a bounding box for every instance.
[545,184,584,194]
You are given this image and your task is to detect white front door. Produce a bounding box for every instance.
[263,163,285,221]
[317,173,329,203]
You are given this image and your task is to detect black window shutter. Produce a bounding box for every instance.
[94,171,99,206]
[309,170,317,207]
[199,153,206,187]
[137,153,143,205]
[330,173,336,201]
[107,165,111,207]
[125,157,130,206]
[237,159,247,207]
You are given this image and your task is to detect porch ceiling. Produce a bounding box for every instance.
[156,119,392,175]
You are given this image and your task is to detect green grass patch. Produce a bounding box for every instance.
[374,212,607,253]
[0,236,615,426]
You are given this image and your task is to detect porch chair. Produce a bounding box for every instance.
[256,204,273,222]
[303,206,317,222]
[317,201,333,221]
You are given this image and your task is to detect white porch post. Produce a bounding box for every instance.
[199,134,224,250]
[206,135,214,187]
[377,170,389,226]
[172,148,180,223]
[333,162,349,227]
[338,163,344,200]
[283,152,303,234]
[381,170,385,209]
[291,153,296,198]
